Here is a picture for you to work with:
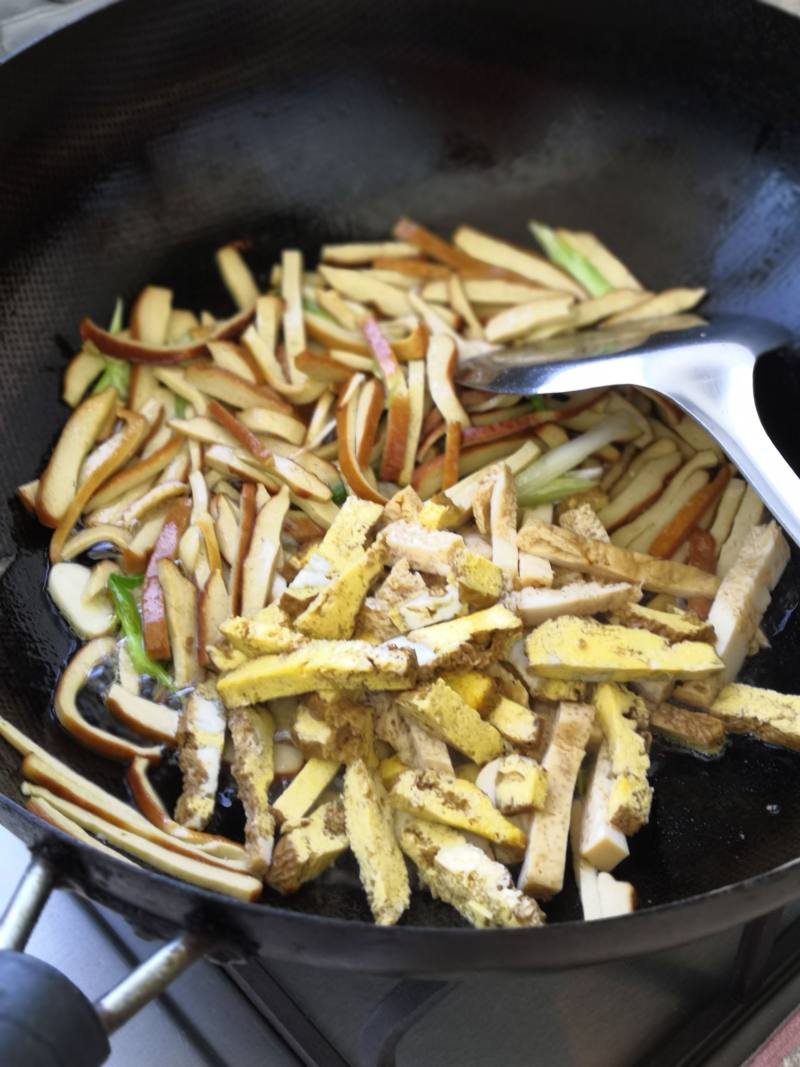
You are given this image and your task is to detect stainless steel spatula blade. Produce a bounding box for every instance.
[455,313,800,544]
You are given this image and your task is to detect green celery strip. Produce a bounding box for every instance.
[91,298,130,400]
[529,221,611,298]
[302,295,336,322]
[515,413,633,498]
[107,573,174,690]
[92,358,130,399]
[516,472,599,508]
[108,297,124,335]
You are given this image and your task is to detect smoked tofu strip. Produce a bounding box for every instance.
[443,442,542,513]
[228,705,275,872]
[280,497,383,611]
[356,559,428,642]
[494,754,548,814]
[217,641,416,705]
[294,542,387,639]
[610,602,715,644]
[518,701,595,898]
[391,585,466,633]
[292,695,375,764]
[403,715,455,776]
[27,795,135,866]
[267,799,348,894]
[272,757,340,826]
[649,702,726,756]
[518,503,554,588]
[380,520,464,576]
[389,770,527,851]
[593,683,652,834]
[441,671,498,715]
[380,486,424,526]
[401,604,522,674]
[158,558,201,687]
[240,486,290,619]
[709,684,800,750]
[222,604,305,657]
[489,465,519,575]
[525,616,723,683]
[451,548,505,607]
[487,698,542,755]
[517,519,719,598]
[344,759,410,925]
[518,551,555,589]
[559,503,610,543]
[374,697,417,765]
[396,815,544,929]
[396,679,504,764]
[708,477,747,563]
[175,687,226,831]
[22,784,262,902]
[315,495,384,571]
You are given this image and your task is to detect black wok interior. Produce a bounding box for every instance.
[3,0,800,970]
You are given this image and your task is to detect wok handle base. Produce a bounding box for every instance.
[358,978,453,1067]
[0,854,55,951]
[0,848,209,1063]
[0,950,111,1067]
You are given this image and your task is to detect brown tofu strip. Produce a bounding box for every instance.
[143,497,191,660]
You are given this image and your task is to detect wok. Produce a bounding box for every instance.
[3,0,800,1058]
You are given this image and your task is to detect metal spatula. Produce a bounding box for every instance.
[455,314,800,545]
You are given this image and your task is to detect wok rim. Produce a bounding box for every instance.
[3,793,800,973]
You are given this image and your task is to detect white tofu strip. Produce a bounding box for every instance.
[708,477,746,560]
[508,580,639,627]
[394,585,465,632]
[518,701,595,898]
[571,800,634,921]
[716,485,764,576]
[518,552,554,588]
[579,743,630,871]
[597,872,636,917]
[570,799,603,921]
[380,521,463,577]
[708,522,788,688]
[630,678,675,705]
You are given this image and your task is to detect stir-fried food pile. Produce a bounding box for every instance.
[2,216,796,928]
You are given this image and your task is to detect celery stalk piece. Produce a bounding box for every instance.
[529,222,611,298]
[515,414,634,498]
[107,573,175,689]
